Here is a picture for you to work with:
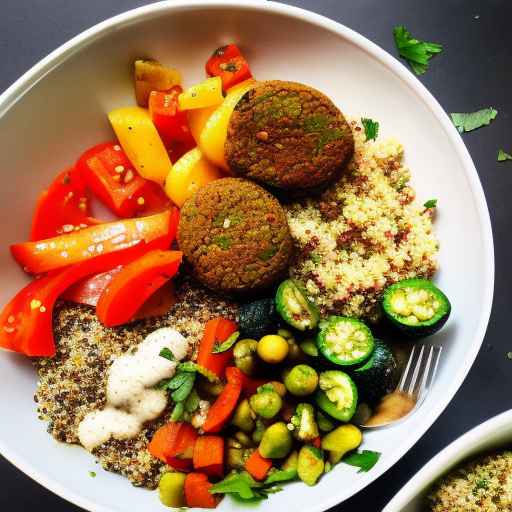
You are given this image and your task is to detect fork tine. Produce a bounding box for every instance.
[398,345,417,392]
[406,344,425,395]
[416,345,435,400]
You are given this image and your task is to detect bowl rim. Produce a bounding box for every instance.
[0,1,495,511]
[382,409,512,512]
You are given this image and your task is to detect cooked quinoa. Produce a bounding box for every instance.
[427,451,512,511]
[286,118,438,320]
[34,278,237,488]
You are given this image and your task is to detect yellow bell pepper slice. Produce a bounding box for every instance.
[188,106,217,144]
[165,147,223,207]
[108,106,172,185]
[178,76,224,111]
[199,79,256,170]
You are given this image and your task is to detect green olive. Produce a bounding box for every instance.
[250,390,283,419]
[257,335,289,364]
[277,328,294,340]
[226,448,249,469]
[286,338,306,363]
[234,431,254,447]
[259,422,293,459]
[267,381,287,397]
[231,399,255,433]
[284,364,319,396]
[158,472,186,507]
[233,339,259,376]
[252,419,266,444]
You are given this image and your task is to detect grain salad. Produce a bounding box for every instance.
[286,118,438,321]
[427,451,512,511]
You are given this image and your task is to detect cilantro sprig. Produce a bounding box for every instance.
[343,450,381,473]
[209,471,287,501]
[498,149,512,162]
[423,199,437,209]
[361,118,379,141]
[393,25,443,75]
[450,108,497,133]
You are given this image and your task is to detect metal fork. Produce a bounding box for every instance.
[359,344,443,429]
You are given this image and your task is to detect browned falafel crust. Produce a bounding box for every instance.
[225,80,354,192]
[177,178,293,295]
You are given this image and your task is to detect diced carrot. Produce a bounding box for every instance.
[184,473,221,509]
[202,367,243,433]
[148,422,198,470]
[197,318,238,379]
[245,450,272,481]
[193,436,224,477]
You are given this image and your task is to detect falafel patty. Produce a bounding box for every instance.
[178,178,293,295]
[225,80,354,192]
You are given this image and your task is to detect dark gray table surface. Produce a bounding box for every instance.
[1,0,510,510]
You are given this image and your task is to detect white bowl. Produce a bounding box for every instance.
[383,410,512,512]
[0,1,494,511]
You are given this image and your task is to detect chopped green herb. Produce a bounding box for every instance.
[178,362,219,382]
[264,468,298,485]
[171,372,196,402]
[472,478,489,495]
[498,149,512,162]
[393,25,443,75]
[159,347,176,362]
[184,389,201,413]
[170,401,185,421]
[310,253,321,265]
[159,372,191,391]
[361,118,379,141]
[89,471,97,478]
[450,108,497,133]
[343,450,381,473]
[209,471,266,501]
[213,235,231,250]
[303,114,330,133]
[316,128,343,154]
[423,199,437,209]
[258,246,278,261]
[212,331,240,353]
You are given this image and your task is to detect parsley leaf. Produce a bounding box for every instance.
[361,118,379,141]
[212,331,240,354]
[450,108,497,133]
[498,149,512,162]
[171,372,196,402]
[209,472,266,501]
[159,347,176,362]
[423,199,437,209]
[393,25,443,75]
[264,468,298,485]
[343,450,381,473]
[158,372,191,391]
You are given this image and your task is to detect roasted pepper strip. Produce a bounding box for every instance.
[0,241,155,357]
[77,142,170,218]
[197,318,238,379]
[30,167,98,241]
[96,249,182,327]
[11,208,179,274]
[205,44,253,91]
[203,367,243,433]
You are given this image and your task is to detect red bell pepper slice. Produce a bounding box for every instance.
[0,241,156,357]
[30,167,99,241]
[193,435,224,477]
[184,473,221,509]
[205,44,253,91]
[240,374,271,398]
[203,367,243,434]
[96,249,182,327]
[245,450,273,481]
[11,208,179,274]
[197,318,238,379]
[149,87,196,148]
[77,142,170,218]
[148,421,198,471]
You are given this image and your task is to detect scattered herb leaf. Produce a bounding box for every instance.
[258,246,278,261]
[498,149,512,162]
[209,472,265,501]
[264,468,298,485]
[361,118,379,141]
[310,253,321,265]
[343,450,381,473]
[423,199,438,209]
[170,401,185,421]
[472,477,489,495]
[212,235,232,250]
[159,347,176,362]
[450,108,497,133]
[184,389,201,413]
[89,471,97,478]
[171,372,196,402]
[212,331,240,354]
[178,362,220,383]
[393,25,443,75]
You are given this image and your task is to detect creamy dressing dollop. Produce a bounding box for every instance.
[78,328,189,451]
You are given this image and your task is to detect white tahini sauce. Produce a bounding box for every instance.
[78,328,189,451]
